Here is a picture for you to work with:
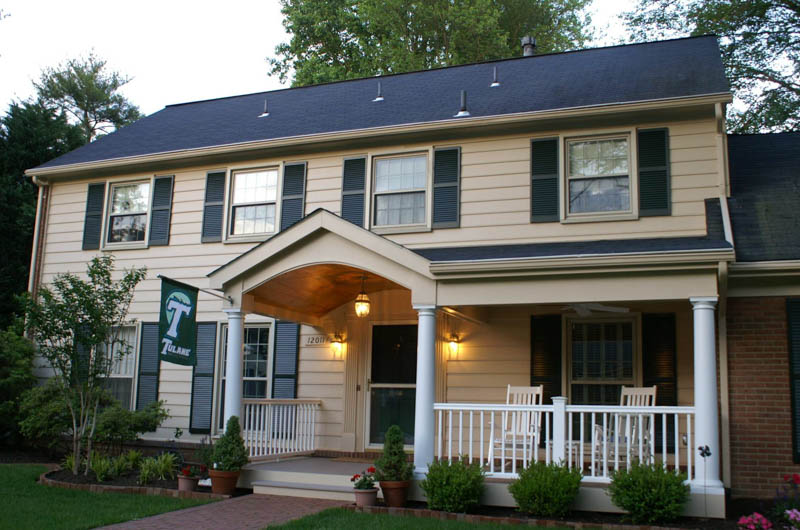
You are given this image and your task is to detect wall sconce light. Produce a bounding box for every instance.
[331,334,344,359]
[354,274,371,318]
[448,333,460,359]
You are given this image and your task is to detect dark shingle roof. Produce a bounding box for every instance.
[35,36,729,171]
[727,133,800,262]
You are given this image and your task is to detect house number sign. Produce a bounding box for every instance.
[305,334,330,347]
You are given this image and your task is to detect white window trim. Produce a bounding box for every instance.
[225,165,282,241]
[102,177,155,250]
[562,313,643,404]
[557,130,640,224]
[367,149,433,234]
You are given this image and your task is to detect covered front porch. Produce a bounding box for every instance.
[207,210,729,517]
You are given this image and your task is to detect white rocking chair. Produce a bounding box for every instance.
[487,385,543,471]
[593,385,657,475]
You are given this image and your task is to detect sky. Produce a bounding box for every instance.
[0,0,634,117]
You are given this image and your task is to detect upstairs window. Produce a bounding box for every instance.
[566,137,630,215]
[373,154,427,227]
[230,168,278,236]
[107,182,150,243]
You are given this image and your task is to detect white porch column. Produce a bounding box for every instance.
[223,308,245,428]
[414,305,436,471]
[690,296,723,491]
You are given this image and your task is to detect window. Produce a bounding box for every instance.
[107,182,150,243]
[373,154,427,227]
[566,137,630,215]
[218,325,270,429]
[569,321,635,405]
[230,169,278,235]
[103,326,137,410]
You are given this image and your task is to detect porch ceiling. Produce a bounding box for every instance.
[245,264,404,319]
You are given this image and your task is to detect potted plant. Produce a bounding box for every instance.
[209,416,249,495]
[351,466,378,507]
[178,464,205,492]
[374,425,414,507]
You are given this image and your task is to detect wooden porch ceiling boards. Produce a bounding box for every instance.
[246,264,405,318]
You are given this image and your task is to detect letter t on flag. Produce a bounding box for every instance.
[158,277,198,366]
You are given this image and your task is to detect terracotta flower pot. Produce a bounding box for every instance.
[209,469,240,495]
[379,480,410,507]
[178,475,199,492]
[353,487,378,507]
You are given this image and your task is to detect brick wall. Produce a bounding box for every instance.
[727,296,794,498]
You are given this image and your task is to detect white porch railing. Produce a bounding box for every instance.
[434,401,695,482]
[241,399,322,460]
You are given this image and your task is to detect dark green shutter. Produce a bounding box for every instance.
[280,162,306,230]
[148,175,174,246]
[433,147,460,228]
[190,322,217,434]
[531,315,562,404]
[136,323,160,410]
[638,128,671,216]
[642,313,677,450]
[201,171,226,242]
[531,139,559,222]
[788,299,800,463]
[272,321,299,398]
[341,157,366,227]
[82,183,106,250]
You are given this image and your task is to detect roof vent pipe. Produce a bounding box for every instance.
[373,81,384,102]
[521,35,536,56]
[258,98,270,118]
[454,90,470,117]
[490,66,500,87]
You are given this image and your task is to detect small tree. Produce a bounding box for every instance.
[374,425,414,481]
[23,255,146,474]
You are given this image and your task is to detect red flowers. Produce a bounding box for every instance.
[367,466,376,474]
[350,473,361,482]
[783,473,800,485]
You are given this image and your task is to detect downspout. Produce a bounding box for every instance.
[28,176,50,299]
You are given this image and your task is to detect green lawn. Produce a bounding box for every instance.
[1,464,216,530]
[267,507,566,529]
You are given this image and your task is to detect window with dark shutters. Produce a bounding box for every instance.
[82,182,106,250]
[201,171,226,242]
[280,163,306,230]
[148,176,174,246]
[341,157,366,227]
[642,313,677,450]
[190,323,217,434]
[272,321,299,399]
[530,138,559,222]
[432,147,460,228]
[788,299,800,463]
[531,315,562,405]
[136,323,160,410]
[638,128,671,216]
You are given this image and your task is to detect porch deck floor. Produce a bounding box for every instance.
[245,457,369,475]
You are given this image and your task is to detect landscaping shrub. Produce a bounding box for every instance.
[19,380,73,453]
[110,455,131,477]
[608,461,689,524]
[508,461,582,518]
[92,455,114,482]
[155,452,178,480]
[124,449,142,470]
[420,458,485,513]
[138,457,159,485]
[61,453,76,473]
[374,425,413,481]
[95,400,169,454]
[0,322,36,446]
[212,416,249,471]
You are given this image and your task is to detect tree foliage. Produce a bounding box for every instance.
[269,0,592,87]
[0,319,36,445]
[0,101,84,328]
[625,0,800,133]
[35,52,142,142]
[23,255,146,474]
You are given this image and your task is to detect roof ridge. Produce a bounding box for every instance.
[164,34,720,109]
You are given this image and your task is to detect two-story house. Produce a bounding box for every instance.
[25,35,800,517]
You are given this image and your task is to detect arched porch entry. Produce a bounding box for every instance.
[207,210,439,468]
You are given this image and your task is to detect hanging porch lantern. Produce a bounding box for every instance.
[354,274,371,318]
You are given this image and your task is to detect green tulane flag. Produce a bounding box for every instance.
[158,276,198,366]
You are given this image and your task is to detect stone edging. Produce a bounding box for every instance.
[39,469,230,500]
[345,504,687,530]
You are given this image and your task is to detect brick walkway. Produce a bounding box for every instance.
[103,494,349,530]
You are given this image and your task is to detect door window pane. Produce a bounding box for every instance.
[371,325,417,384]
[370,388,415,445]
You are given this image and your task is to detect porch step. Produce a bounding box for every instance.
[252,480,360,501]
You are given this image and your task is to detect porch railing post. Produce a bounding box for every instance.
[413,305,437,472]
[552,397,567,465]
[223,308,245,427]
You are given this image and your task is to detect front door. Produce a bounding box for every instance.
[367,324,417,446]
